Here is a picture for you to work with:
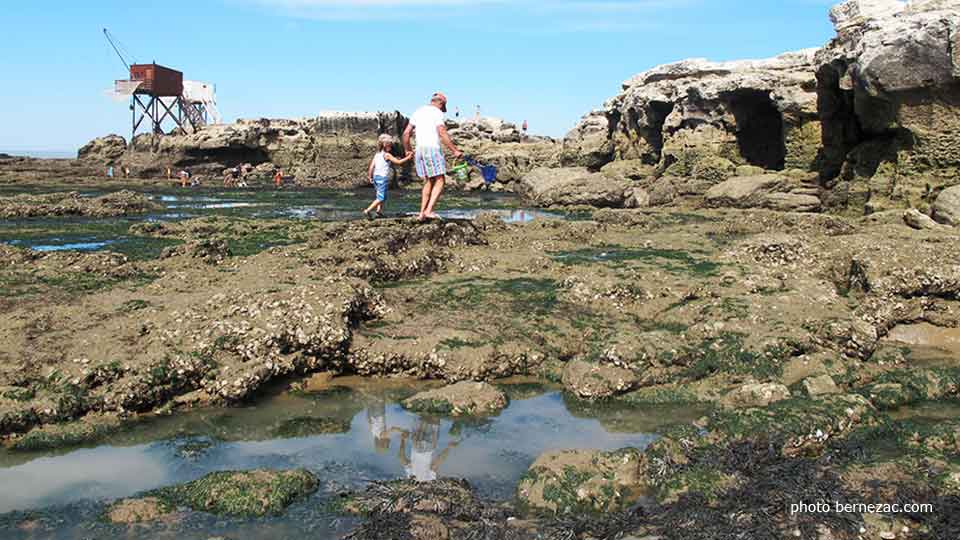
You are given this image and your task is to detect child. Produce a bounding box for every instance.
[363,134,411,219]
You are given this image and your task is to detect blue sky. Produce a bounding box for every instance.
[0,0,837,154]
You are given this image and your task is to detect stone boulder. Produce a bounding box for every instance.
[402,382,508,416]
[802,375,841,397]
[600,159,656,182]
[704,174,821,212]
[517,448,642,514]
[904,208,947,230]
[561,110,614,169]
[705,174,786,207]
[933,185,960,226]
[77,134,127,162]
[519,167,631,207]
[561,359,638,400]
[720,382,791,408]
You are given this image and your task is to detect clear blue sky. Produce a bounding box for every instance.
[0,0,837,154]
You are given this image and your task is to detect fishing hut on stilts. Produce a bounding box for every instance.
[104,29,222,143]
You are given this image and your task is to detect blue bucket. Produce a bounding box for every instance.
[466,156,498,184]
[480,165,498,183]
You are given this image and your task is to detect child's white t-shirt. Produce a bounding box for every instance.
[373,151,390,178]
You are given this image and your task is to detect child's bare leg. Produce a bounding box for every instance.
[364,200,379,214]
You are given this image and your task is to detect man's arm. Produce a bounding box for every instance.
[402,123,415,156]
[438,125,463,158]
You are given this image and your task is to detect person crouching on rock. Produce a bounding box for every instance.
[403,92,464,221]
[363,134,411,220]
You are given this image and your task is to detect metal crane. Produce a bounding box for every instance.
[103,28,136,71]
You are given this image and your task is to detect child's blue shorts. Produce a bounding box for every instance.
[373,175,389,202]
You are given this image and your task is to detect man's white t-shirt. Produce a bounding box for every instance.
[410,105,445,150]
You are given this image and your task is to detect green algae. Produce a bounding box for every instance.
[273,416,351,439]
[149,469,318,517]
[549,245,720,276]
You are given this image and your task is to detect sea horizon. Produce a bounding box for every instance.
[0,149,75,159]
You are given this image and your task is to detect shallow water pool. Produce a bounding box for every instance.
[0,187,566,258]
[0,380,705,539]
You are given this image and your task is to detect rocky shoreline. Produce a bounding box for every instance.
[1,1,959,539]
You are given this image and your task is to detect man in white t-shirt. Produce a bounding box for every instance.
[402,92,464,221]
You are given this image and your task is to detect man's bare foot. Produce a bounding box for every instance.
[426,212,441,220]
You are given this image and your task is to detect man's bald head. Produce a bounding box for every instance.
[431,92,448,113]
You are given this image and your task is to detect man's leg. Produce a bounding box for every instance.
[424,175,445,217]
[419,178,433,219]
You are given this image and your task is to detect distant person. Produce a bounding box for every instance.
[363,134,412,220]
[454,106,460,119]
[166,166,172,180]
[274,169,284,189]
[107,166,114,178]
[475,105,480,121]
[402,92,464,221]
[223,166,240,187]
[522,120,528,138]
[123,166,130,178]
[178,169,191,188]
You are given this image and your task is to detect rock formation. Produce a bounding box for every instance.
[77,134,128,162]
[557,0,960,216]
[122,112,409,185]
[75,111,559,188]
[563,49,821,175]
[816,0,960,212]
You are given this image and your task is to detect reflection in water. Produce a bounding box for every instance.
[438,208,558,223]
[398,417,460,482]
[366,398,391,453]
[0,389,672,517]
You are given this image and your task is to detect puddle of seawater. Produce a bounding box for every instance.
[438,208,560,223]
[1,187,567,258]
[889,399,960,422]
[31,241,114,252]
[886,323,960,355]
[0,380,701,538]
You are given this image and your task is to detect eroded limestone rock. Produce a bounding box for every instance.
[518,167,631,207]
[562,359,638,400]
[517,448,642,513]
[402,381,508,416]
